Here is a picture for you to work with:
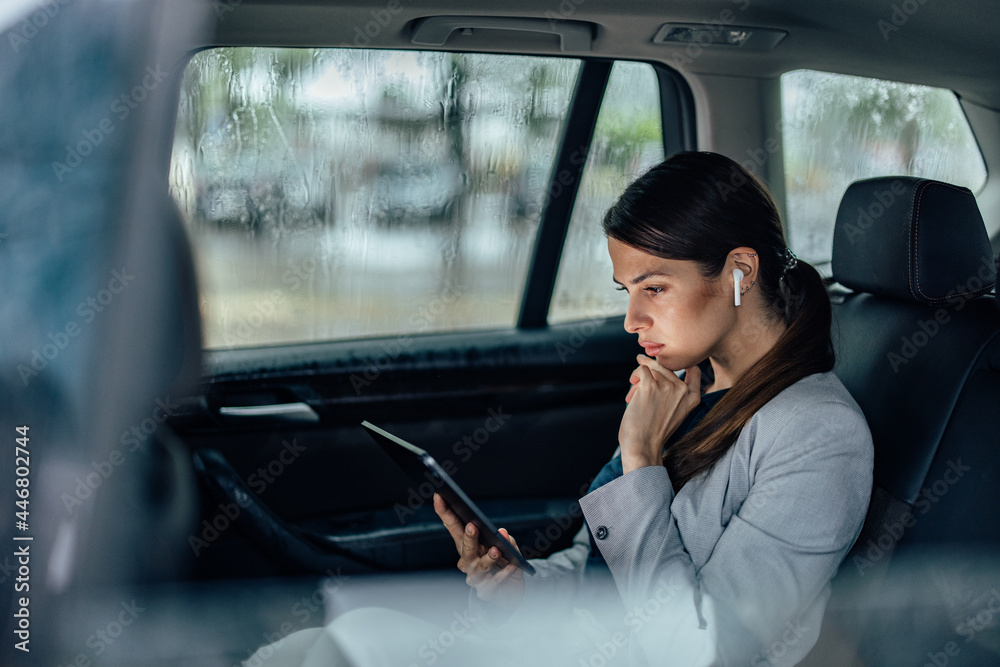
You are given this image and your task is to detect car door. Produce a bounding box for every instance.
[165,41,695,579]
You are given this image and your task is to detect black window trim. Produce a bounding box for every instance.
[517,59,613,329]
[518,59,696,329]
[656,63,696,157]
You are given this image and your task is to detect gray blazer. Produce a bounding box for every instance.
[470,371,874,666]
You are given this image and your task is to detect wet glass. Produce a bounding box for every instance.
[781,69,987,265]
[170,48,580,348]
[548,61,664,325]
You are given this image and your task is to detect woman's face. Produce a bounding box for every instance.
[608,237,736,371]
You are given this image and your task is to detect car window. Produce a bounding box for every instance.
[548,61,664,325]
[170,48,581,349]
[781,69,987,265]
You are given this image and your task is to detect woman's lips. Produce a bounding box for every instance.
[640,342,663,356]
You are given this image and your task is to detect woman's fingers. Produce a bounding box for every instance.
[631,356,684,392]
[619,359,707,473]
[461,522,483,566]
[474,561,520,596]
[499,527,522,555]
[630,363,654,386]
[464,538,503,583]
[636,354,681,383]
[630,357,700,407]
[678,365,704,415]
[473,536,522,594]
[460,527,527,610]
[460,523,509,571]
[683,364,702,395]
[433,493,467,552]
[436,490,526,612]
[449,514,524,586]
[627,364,660,403]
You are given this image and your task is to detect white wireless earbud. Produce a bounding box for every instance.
[733,268,744,306]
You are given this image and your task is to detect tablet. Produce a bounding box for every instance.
[361,420,536,575]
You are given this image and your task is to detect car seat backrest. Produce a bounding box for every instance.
[803,176,1000,665]
[830,177,997,509]
[0,1,207,657]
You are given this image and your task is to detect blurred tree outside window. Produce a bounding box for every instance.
[781,69,986,266]
[170,48,580,348]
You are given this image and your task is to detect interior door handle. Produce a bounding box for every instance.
[411,16,593,52]
[218,402,320,423]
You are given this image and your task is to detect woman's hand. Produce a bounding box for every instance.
[433,492,526,611]
[620,356,703,474]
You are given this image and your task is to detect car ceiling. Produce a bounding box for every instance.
[207,0,1000,110]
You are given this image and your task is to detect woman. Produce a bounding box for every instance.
[246,151,873,666]
[434,151,873,665]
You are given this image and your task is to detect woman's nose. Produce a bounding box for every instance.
[623,300,649,334]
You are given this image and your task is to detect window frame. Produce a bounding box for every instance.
[169,47,696,351]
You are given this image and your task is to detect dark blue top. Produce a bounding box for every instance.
[584,387,729,562]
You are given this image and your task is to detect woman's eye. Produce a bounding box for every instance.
[615,285,627,292]
[644,286,664,295]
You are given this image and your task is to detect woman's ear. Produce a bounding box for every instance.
[729,247,759,282]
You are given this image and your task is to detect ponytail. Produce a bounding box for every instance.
[663,260,833,487]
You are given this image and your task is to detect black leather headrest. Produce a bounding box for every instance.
[832,177,995,305]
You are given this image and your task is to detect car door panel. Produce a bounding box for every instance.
[174,319,637,575]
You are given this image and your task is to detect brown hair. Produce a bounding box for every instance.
[603,151,834,488]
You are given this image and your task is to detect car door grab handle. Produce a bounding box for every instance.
[218,402,320,423]
[411,16,592,52]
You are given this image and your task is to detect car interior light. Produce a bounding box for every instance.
[652,23,787,50]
